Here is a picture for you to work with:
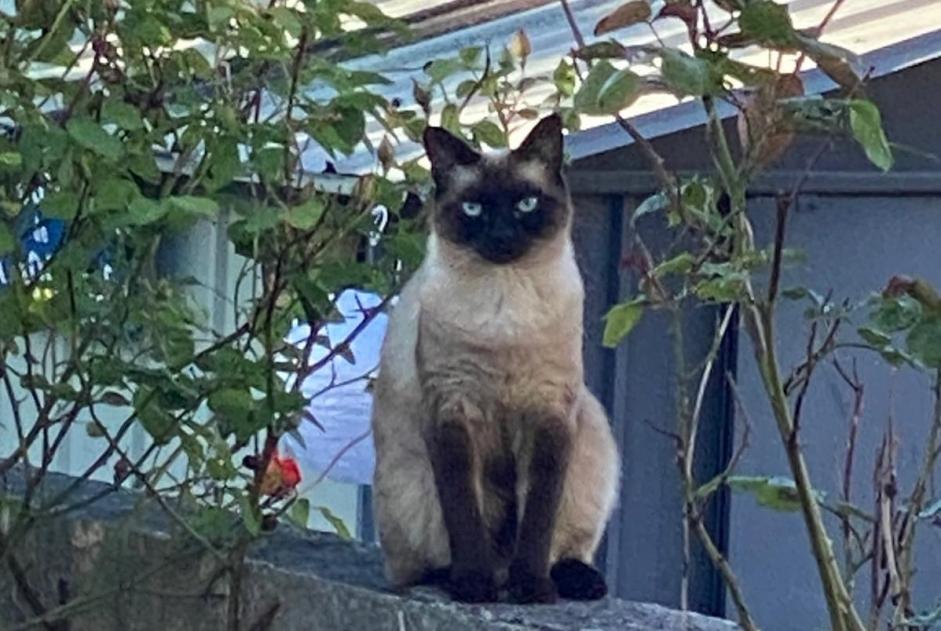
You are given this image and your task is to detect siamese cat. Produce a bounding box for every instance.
[371,114,620,604]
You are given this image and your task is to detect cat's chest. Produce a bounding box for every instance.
[419,259,582,349]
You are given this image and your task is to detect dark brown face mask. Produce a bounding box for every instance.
[422,114,570,264]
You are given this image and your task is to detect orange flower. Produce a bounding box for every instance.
[259,453,302,497]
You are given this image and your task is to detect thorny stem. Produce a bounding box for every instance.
[748,302,864,631]
[699,24,865,631]
[894,370,941,622]
[833,357,864,589]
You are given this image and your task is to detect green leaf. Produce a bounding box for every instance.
[85,421,107,438]
[67,118,125,161]
[739,1,796,47]
[316,506,352,540]
[574,61,618,116]
[653,252,695,277]
[168,196,219,218]
[906,316,941,368]
[728,475,821,512]
[455,79,477,99]
[440,104,460,135]
[632,191,669,225]
[343,1,390,25]
[240,495,262,537]
[208,388,254,419]
[849,100,893,171]
[603,298,645,348]
[96,177,140,211]
[918,498,941,521]
[333,106,366,152]
[270,7,302,37]
[286,198,325,230]
[877,346,920,369]
[694,274,746,303]
[596,68,642,114]
[661,49,715,96]
[0,223,14,256]
[553,59,576,97]
[472,120,506,148]
[42,191,79,220]
[0,152,22,170]
[857,326,891,347]
[102,99,144,131]
[208,6,234,30]
[127,197,167,225]
[871,295,922,332]
[424,58,463,83]
[135,387,176,445]
[459,46,482,66]
[287,498,311,529]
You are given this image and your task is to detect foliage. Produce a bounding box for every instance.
[0,0,937,629]
[0,0,425,626]
[559,1,939,631]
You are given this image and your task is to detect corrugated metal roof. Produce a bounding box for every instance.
[307,0,941,174]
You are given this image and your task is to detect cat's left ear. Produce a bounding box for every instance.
[514,113,563,173]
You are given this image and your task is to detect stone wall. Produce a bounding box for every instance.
[0,471,738,630]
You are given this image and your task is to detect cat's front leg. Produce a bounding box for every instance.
[507,414,573,604]
[426,413,498,603]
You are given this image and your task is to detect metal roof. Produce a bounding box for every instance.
[306,0,941,174]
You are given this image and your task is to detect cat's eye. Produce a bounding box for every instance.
[516,196,539,213]
[461,201,483,217]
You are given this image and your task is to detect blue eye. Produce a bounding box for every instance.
[462,201,483,217]
[516,196,538,213]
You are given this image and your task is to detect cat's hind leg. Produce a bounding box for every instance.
[549,390,620,600]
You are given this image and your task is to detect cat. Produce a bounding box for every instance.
[370,114,620,604]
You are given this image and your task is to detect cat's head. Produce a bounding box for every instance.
[422,114,570,265]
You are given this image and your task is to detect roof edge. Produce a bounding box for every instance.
[566,28,941,162]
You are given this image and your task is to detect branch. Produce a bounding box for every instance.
[766,194,789,304]
[833,356,865,584]
[558,0,681,212]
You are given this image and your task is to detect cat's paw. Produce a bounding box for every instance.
[550,559,608,600]
[506,566,558,604]
[448,569,498,603]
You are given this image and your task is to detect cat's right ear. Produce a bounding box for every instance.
[423,126,480,188]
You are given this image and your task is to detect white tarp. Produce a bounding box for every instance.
[286,289,388,485]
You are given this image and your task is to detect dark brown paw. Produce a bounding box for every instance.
[507,566,558,604]
[448,569,498,603]
[550,559,607,600]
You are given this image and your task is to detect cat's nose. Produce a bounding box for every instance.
[488,218,516,243]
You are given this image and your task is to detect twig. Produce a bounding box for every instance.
[766,194,789,305]
[892,370,941,623]
[306,427,373,490]
[0,529,62,630]
[833,356,864,587]
[688,377,757,631]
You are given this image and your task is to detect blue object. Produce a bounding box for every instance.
[0,205,67,287]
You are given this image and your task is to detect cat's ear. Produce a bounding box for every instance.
[423,126,480,187]
[514,113,563,173]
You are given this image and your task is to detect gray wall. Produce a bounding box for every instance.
[569,56,941,628]
[733,195,941,630]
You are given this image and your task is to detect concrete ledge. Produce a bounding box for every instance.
[0,471,739,630]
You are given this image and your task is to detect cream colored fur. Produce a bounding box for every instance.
[371,159,620,589]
